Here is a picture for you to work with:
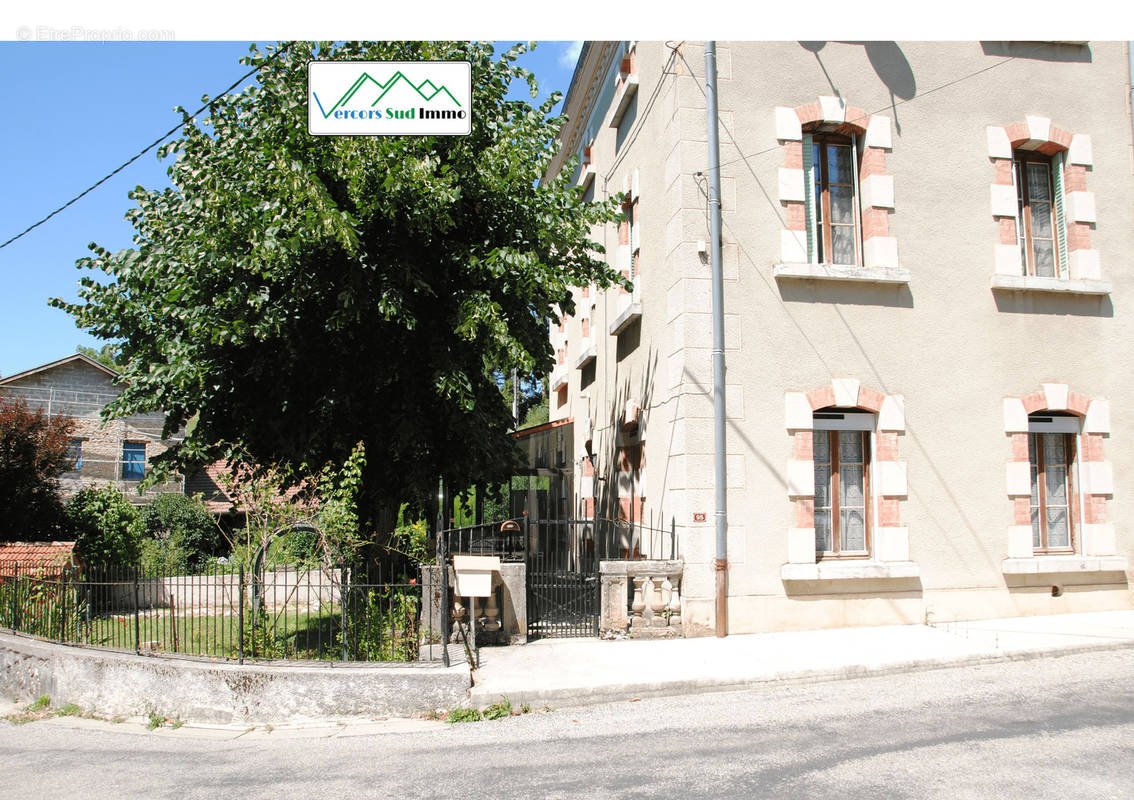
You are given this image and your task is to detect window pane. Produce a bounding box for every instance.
[1029,460,1039,506]
[1047,508,1070,549]
[1027,163,1051,202]
[841,509,866,552]
[815,510,832,552]
[814,464,831,508]
[1033,239,1056,277]
[1044,434,1065,465]
[122,443,145,481]
[831,226,856,265]
[828,144,853,184]
[1031,509,1041,549]
[813,431,830,463]
[829,186,855,225]
[840,465,864,507]
[1031,202,1053,238]
[1045,465,1067,505]
[838,431,863,461]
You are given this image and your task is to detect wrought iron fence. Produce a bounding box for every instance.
[442,515,678,564]
[0,561,446,664]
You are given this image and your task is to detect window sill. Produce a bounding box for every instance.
[990,274,1112,295]
[774,263,911,285]
[550,367,568,391]
[781,560,921,581]
[1001,555,1127,575]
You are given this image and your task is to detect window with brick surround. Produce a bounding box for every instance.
[1013,150,1066,278]
[775,98,900,277]
[805,132,860,266]
[813,409,872,558]
[988,119,1102,288]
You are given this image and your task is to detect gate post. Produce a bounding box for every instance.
[437,509,450,668]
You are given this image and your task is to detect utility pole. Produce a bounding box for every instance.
[705,42,728,637]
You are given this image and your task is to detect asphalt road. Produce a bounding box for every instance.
[2,648,1132,799]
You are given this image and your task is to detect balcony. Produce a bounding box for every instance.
[608,277,642,336]
[608,73,639,129]
[573,338,596,369]
[550,365,568,391]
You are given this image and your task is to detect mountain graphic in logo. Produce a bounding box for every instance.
[312,71,462,119]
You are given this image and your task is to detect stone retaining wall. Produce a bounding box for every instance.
[0,632,469,723]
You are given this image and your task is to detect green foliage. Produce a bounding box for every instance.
[146,711,165,730]
[446,707,483,723]
[344,584,420,661]
[75,343,124,370]
[53,40,625,528]
[0,397,75,542]
[315,442,366,565]
[482,696,512,720]
[0,575,82,641]
[67,486,140,567]
[136,493,221,573]
[521,394,549,428]
[30,695,50,711]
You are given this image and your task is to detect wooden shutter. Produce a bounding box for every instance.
[1053,151,1068,278]
[802,133,817,263]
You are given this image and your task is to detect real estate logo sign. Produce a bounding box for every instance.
[307,61,471,136]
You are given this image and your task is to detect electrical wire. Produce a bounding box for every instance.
[670,44,1024,172]
[0,44,291,252]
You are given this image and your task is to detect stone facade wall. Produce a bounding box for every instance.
[546,41,1134,636]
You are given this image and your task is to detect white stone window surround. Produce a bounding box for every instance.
[1001,390,1124,575]
[782,383,918,582]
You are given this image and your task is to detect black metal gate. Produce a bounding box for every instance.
[525,519,599,639]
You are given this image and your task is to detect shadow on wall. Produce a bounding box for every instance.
[1003,573,1128,593]
[616,317,642,361]
[777,279,914,309]
[992,290,1114,317]
[781,578,923,599]
[595,345,658,523]
[799,41,916,133]
[980,42,1093,63]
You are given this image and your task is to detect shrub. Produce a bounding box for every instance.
[0,397,74,541]
[67,486,140,568]
[136,494,219,573]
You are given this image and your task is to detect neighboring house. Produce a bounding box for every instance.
[0,354,183,504]
[545,41,1132,636]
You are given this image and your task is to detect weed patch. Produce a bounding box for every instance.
[446,707,483,723]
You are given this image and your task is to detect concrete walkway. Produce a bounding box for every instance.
[469,610,1134,708]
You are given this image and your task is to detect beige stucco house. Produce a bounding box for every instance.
[546,41,1133,636]
[0,353,182,504]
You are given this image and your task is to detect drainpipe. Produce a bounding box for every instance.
[704,42,728,637]
[1128,43,1134,157]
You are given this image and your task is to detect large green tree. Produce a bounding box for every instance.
[55,41,621,532]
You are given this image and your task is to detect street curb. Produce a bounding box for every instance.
[467,637,1134,709]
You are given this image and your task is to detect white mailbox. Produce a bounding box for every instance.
[452,555,500,597]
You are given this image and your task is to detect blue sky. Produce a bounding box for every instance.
[0,40,583,378]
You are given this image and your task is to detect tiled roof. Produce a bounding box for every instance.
[0,541,78,576]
